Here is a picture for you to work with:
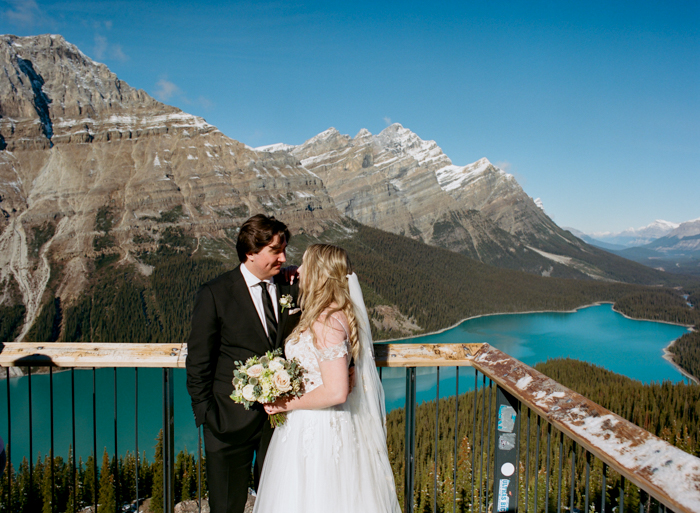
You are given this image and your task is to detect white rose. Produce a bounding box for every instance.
[247,364,264,378]
[242,384,257,402]
[273,370,292,393]
[269,360,284,372]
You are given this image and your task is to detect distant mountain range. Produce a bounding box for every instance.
[565,219,700,275]
[0,34,691,341]
[570,220,681,248]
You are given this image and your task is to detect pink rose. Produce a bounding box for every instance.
[273,370,292,393]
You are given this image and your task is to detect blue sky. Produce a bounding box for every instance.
[2,0,698,234]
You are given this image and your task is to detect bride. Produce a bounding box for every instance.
[253,244,401,513]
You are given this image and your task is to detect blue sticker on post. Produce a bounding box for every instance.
[498,405,516,433]
[497,479,510,512]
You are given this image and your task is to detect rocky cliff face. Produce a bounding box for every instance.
[0,34,341,338]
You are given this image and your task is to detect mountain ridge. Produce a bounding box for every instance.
[0,34,693,343]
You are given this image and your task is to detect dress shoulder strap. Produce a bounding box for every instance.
[328,313,350,340]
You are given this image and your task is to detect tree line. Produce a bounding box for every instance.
[3,220,698,379]
[0,431,205,513]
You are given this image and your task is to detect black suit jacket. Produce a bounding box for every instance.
[185,265,300,444]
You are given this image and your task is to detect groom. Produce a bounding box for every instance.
[186,214,301,513]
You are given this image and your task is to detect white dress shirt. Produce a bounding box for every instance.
[241,262,279,338]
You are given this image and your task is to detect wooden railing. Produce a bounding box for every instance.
[0,342,698,513]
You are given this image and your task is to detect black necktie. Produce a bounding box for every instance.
[258,282,278,343]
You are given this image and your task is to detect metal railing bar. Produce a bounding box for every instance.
[50,367,55,513]
[602,462,608,513]
[28,367,33,512]
[403,367,417,513]
[534,415,541,513]
[5,367,10,511]
[135,367,139,513]
[114,367,119,512]
[453,366,459,513]
[478,374,486,513]
[525,408,531,513]
[515,399,522,512]
[557,431,563,513]
[546,423,552,513]
[198,425,202,513]
[484,379,493,513]
[471,370,478,513]
[569,447,576,513]
[621,475,625,513]
[434,366,439,513]
[72,368,76,513]
[93,367,97,512]
[163,368,176,513]
[584,451,591,513]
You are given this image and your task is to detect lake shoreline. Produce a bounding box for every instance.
[383,301,690,343]
[382,301,697,384]
[4,303,695,382]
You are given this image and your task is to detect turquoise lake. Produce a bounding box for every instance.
[0,303,691,466]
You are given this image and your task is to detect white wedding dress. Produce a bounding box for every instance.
[253,274,401,513]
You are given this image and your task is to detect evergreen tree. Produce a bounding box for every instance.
[121,451,136,504]
[97,449,115,513]
[151,430,164,513]
[83,455,96,508]
[16,458,30,513]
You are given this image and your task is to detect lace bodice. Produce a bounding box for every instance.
[285,327,349,393]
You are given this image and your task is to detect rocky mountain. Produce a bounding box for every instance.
[588,220,680,248]
[609,219,700,275]
[0,34,683,343]
[0,34,342,339]
[259,125,672,282]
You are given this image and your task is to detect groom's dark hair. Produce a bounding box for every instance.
[236,214,290,262]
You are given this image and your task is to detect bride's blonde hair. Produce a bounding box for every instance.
[290,244,359,361]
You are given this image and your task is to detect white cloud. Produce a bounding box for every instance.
[152,78,213,111]
[4,0,42,26]
[197,96,214,110]
[495,160,512,172]
[93,33,129,62]
[154,79,181,101]
[383,116,392,126]
[110,44,128,62]
[93,35,108,59]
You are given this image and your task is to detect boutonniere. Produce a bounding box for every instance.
[279,294,295,313]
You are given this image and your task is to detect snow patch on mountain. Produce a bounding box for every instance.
[665,218,700,239]
[256,142,296,153]
[435,158,512,193]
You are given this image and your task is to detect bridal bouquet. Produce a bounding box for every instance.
[230,348,307,427]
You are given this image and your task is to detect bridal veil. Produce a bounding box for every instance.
[346,273,402,512]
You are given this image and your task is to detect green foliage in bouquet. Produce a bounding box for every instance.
[230,348,307,427]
